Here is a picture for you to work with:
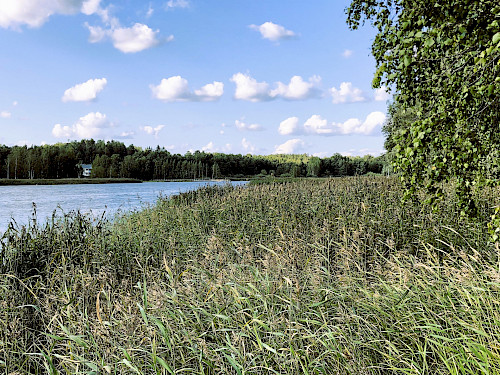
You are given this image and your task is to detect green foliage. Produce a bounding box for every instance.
[347,0,500,215]
[0,140,387,181]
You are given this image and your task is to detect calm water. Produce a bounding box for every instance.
[0,181,247,234]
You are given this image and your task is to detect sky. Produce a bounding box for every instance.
[0,0,391,157]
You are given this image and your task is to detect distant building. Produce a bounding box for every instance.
[81,164,92,177]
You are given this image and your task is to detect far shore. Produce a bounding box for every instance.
[0,178,143,186]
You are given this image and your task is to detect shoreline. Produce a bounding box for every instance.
[0,178,143,186]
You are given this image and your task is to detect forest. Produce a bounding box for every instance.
[0,139,386,180]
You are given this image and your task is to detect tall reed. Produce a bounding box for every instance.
[1,176,499,374]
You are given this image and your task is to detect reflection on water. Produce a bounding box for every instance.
[0,181,247,234]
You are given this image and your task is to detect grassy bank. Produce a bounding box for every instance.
[0,178,142,185]
[1,176,500,374]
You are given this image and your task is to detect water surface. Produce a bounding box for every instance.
[0,181,247,234]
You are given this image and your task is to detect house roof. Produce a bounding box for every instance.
[81,164,92,169]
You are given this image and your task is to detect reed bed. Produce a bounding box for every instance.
[1,176,500,374]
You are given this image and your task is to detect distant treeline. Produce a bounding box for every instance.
[0,140,387,180]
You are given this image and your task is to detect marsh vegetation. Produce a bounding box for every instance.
[1,176,499,374]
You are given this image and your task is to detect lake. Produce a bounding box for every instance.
[0,180,247,234]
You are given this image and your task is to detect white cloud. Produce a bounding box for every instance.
[330,82,366,104]
[12,101,18,106]
[81,0,101,15]
[86,23,108,43]
[0,0,83,29]
[52,112,112,139]
[341,148,385,157]
[304,115,331,134]
[52,124,73,138]
[146,3,154,18]
[249,22,297,42]
[273,139,305,154]
[115,131,135,139]
[282,112,387,136]
[374,86,391,102]
[354,111,387,135]
[1,111,11,118]
[278,117,300,135]
[0,0,106,30]
[84,1,169,54]
[202,141,216,152]
[151,76,224,102]
[74,112,111,138]
[193,82,224,101]
[62,78,107,102]
[342,49,353,58]
[235,120,262,132]
[141,125,165,138]
[201,141,232,153]
[230,73,272,102]
[270,75,321,100]
[241,138,256,154]
[166,0,189,9]
[231,73,321,102]
[111,23,161,53]
[304,112,386,136]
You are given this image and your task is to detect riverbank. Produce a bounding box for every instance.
[1,176,499,373]
[0,178,142,185]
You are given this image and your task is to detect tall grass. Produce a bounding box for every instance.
[1,176,499,374]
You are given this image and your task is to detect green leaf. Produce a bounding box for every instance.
[493,32,500,45]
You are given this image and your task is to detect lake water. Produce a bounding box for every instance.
[0,181,247,234]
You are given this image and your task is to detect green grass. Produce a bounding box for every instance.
[0,178,142,185]
[1,176,500,374]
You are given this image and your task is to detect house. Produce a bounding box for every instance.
[81,164,92,177]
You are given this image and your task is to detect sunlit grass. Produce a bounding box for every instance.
[1,176,499,374]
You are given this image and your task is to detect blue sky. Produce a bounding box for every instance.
[0,0,390,156]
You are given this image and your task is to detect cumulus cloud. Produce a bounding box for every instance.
[81,0,101,15]
[342,49,353,58]
[166,0,189,9]
[193,82,224,101]
[141,125,165,138]
[305,112,386,135]
[273,139,305,154]
[304,115,330,134]
[279,112,386,136]
[201,141,232,153]
[230,73,321,102]
[249,22,297,42]
[0,0,80,29]
[115,131,135,139]
[235,120,262,132]
[278,117,300,135]
[340,148,385,157]
[0,0,106,29]
[62,78,107,102]
[86,23,167,53]
[83,1,170,53]
[241,138,256,153]
[230,73,272,102]
[1,111,11,118]
[52,124,73,138]
[270,75,321,100]
[374,86,391,102]
[151,76,224,102]
[110,23,163,53]
[52,112,112,139]
[330,82,366,104]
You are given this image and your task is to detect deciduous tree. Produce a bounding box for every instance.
[347,0,500,214]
